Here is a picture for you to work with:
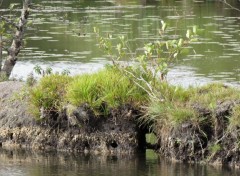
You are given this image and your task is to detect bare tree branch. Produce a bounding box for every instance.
[221,0,240,12]
[1,0,31,77]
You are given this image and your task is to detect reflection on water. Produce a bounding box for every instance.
[1,0,240,85]
[0,149,240,176]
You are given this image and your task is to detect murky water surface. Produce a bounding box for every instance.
[0,149,240,176]
[1,0,240,175]
[1,0,240,86]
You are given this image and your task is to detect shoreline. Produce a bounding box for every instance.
[0,80,240,168]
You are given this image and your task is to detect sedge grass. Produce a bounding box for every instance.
[29,74,72,118]
[66,67,148,110]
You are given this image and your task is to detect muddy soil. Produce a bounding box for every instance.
[0,81,145,154]
[155,100,240,167]
[1,81,240,167]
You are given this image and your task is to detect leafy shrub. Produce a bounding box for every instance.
[94,23,200,100]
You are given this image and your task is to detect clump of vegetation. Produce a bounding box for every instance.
[94,24,240,135]
[144,83,197,128]
[189,83,240,110]
[94,23,200,100]
[144,83,240,130]
[66,66,148,111]
[142,82,240,163]
[29,74,72,118]
[29,66,148,119]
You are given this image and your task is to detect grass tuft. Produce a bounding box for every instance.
[190,83,240,110]
[168,107,196,124]
[66,67,147,111]
[29,74,72,118]
[144,82,240,129]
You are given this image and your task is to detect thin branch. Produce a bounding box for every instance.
[123,69,158,100]
[221,0,240,12]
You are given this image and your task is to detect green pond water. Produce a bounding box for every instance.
[1,0,240,175]
[0,149,240,176]
[1,0,240,86]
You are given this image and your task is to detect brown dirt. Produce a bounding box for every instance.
[0,81,144,154]
[155,100,240,167]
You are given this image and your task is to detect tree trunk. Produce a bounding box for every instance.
[0,0,31,78]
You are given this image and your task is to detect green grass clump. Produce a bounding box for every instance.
[157,83,193,103]
[29,74,72,118]
[66,67,147,110]
[145,83,197,126]
[28,67,148,119]
[146,101,196,126]
[169,107,196,124]
[190,83,240,110]
[145,83,240,127]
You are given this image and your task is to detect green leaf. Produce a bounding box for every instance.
[166,41,169,50]
[34,65,43,75]
[62,69,70,75]
[161,20,167,32]
[178,38,184,47]
[9,3,18,10]
[116,43,122,54]
[193,25,197,34]
[162,62,168,68]
[108,34,112,39]
[93,27,97,33]
[186,29,191,39]
[173,52,178,58]
[171,40,177,44]
[119,35,125,41]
